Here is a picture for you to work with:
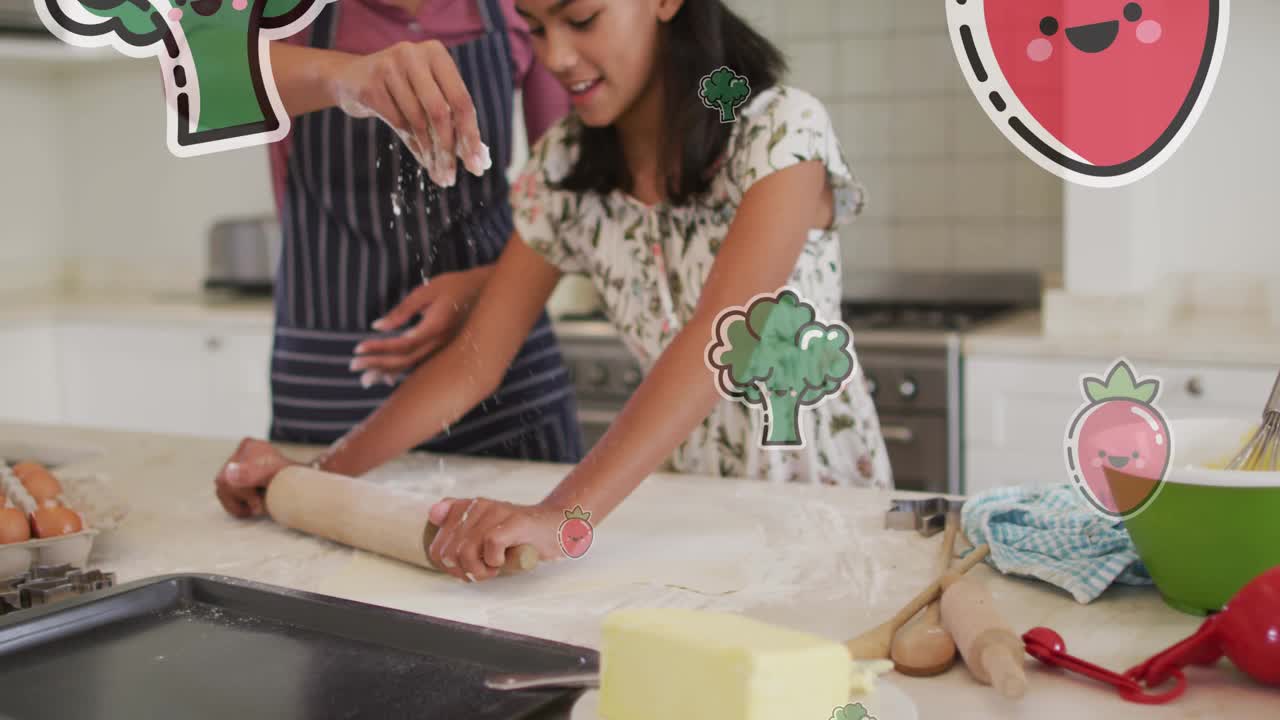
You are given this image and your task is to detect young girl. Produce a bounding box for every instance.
[219,0,892,580]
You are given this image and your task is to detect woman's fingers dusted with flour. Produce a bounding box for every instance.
[427,498,562,583]
[329,40,489,187]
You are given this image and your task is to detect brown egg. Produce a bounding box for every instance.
[31,506,82,538]
[19,468,62,503]
[10,460,47,480]
[0,506,31,543]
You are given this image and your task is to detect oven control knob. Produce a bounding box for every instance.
[585,363,609,387]
[898,377,918,400]
[622,368,642,390]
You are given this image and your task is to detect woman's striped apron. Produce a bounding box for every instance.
[269,0,584,463]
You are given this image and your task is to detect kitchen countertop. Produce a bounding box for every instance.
[0,290,966,350]
[964,309,1280,367]
[0,421,1270,719]
[0,290,621,342]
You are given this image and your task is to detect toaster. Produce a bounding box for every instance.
[204,216,281,294]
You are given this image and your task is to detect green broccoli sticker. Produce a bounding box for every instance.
[829,702,875,720]
[706,289,856,447]
[36,0,334,157]
[699,65,751,123]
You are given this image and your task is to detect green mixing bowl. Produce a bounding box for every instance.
[1110,418,1280,616]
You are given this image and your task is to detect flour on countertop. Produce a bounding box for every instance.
[302,457,898,648]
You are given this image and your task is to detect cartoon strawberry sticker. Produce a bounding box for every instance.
[1065,359,1174,519]
[557,505,594,559]
[948,1,1230,187]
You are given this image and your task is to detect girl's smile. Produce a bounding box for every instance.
[566,77,604,108]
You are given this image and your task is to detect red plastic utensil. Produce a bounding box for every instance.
[1125,565,1280,689]
[1024,564,1280,704]
[1023,627,1186,704]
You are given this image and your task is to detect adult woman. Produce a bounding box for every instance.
[216,0,583,516]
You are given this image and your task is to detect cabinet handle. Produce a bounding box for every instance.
[881,425,914,444]
[1185,376,1203,397]
[206,336,223,351]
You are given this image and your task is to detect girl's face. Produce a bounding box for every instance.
[516,0,681,127]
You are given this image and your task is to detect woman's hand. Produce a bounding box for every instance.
[328,40,490,186]
[426,497,566,582]
[351,267,492,386]
[214,438,303,518]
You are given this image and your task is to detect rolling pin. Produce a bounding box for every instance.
[263,466,539,576]
[939,571,1027,699]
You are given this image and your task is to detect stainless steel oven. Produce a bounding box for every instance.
[854,342,959,495]
[841,271,1043,495]
[552,319,643,451]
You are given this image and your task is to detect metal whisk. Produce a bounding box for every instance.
[1225,369,1280,471]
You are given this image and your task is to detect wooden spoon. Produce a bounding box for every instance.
[890,511,960,676]
[846,543,990,660]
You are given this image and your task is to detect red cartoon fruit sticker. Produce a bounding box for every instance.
[1064,359,1173,519]
[557,505,594,559]
[948,1,1229,187]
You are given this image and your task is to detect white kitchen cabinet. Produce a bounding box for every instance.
[54,322,273,439]
[203,330,273,439]
[962,354,1277,495]
[56,323,210,436]
[0,324,61,425]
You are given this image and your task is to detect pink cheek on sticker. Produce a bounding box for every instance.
[1027,38,1053,62]
[1136,458,1148,470]
[233,0,247,8]
[1136,20,1163,44]
[167,7,182,20]
[1091,457,1104,468]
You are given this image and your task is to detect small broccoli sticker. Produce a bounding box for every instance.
[706,289,856,448]
[829,702,875,720]
[699,65,751,123]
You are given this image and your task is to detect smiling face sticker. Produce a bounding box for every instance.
[948,1,1230,187]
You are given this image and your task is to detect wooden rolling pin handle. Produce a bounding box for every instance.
[980,642,1029,699]
[422,522,539,575]
[940,571,1028,700]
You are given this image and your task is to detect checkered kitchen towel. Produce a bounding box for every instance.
[961,484,1152,603]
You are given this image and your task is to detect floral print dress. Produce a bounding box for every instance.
[511,86,893,489]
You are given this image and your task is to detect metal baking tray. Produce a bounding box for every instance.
[0,573,598,719]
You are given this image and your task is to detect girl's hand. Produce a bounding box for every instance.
[426,497,565,582]
[214,438,302,518]
[351,267,492,385]
[328,41,489,185]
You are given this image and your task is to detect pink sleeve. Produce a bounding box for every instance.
[267,30,313,215]
[521,62,571,144]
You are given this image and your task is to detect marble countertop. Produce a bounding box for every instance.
[963,309,1280,367]
[0,421,1269,719]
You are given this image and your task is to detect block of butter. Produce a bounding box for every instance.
[598,608,852,720]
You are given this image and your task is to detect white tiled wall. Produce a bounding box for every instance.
[0,65,66,293]
[727,0,1065,275]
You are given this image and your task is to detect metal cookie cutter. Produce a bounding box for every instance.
[885,497,964,537]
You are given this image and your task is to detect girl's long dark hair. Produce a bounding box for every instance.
[552,1,786,206]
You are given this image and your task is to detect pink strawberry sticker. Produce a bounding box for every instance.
[557,505,594,559]
[1065,359,1173,519]
[948,1,1229,187]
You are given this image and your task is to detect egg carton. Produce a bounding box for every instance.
[0,464,129,579]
